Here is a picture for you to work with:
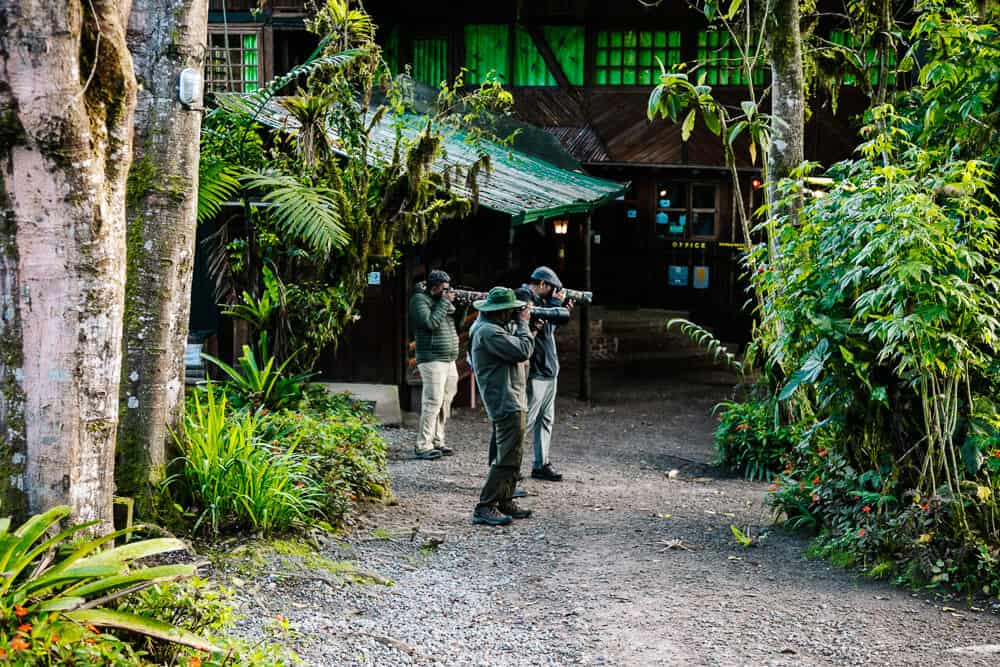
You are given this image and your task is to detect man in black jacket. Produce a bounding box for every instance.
[408,270,462,460]
[522,266,573,482]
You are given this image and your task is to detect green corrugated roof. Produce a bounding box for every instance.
[234,96,627,224]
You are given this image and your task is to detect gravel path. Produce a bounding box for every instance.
[233,374,1000,666]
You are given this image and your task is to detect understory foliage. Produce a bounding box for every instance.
[755,0,1000,596]
[198,0,512,371]
[166,374,389,537]
[0,507,294,665]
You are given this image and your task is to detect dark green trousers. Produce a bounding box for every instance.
[477,411,526,509]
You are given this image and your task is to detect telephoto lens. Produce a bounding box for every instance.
[561,288,593,304]
[448,288,487,305]
[529,306,568,322]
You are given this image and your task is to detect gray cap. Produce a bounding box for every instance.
[530,266,562,289]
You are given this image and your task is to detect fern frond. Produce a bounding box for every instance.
[241,173,348,255]
[666,318,744,375]
[197,160,241,224]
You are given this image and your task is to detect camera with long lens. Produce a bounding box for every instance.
[525,305,567,322]
[447,288,487,305]
[561,288,593,304]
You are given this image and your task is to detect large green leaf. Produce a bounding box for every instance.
[197,160,242,224]
[241,173,348,255]
[69,564,196,600]
[66,609,221,653]
[75,538,188,568]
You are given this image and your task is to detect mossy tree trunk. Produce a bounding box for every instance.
[767,0,805,196]
[0,0,137,529]
[116,0,207,511]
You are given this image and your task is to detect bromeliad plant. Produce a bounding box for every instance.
[0,506,217,655]
[201,331,313,413]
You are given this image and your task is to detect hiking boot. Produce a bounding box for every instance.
[472,505,513,526]
[531,463,563,482]
[512,487,528,499]
[414,449,443,461]
[434,445,454,456]
[498,501,532,519]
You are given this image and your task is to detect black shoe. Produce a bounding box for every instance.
[498,501,532,519]
[512,487,528,499]
[415,449,443,460]
[434,446,454,456]
[473,506,513,526]
[531,464,563,482]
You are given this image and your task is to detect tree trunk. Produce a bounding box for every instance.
[0,0,137,529]
[116,0,207,510]
[767,0,805,190]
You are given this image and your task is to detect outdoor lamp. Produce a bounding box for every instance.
[178,68,203,107]
[553,220,569,235]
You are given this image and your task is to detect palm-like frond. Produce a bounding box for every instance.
[242,172,348,255]
[197,159,242,224]
[667,318,744,375]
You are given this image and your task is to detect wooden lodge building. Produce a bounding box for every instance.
[199,0,865,403]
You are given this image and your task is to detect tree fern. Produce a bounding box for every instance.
[241,172,348,256]
[666,318,744,375]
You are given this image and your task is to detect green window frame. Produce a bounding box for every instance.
[830,30,897,87]
[594,30,681,86]
[412,37,449,87]
[207,30,261,93]
[696,31,764,86]
[465,24,509,85]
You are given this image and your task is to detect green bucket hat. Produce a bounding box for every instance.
[473,286,528,312]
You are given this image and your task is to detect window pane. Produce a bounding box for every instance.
[692,211,716,237]
[693,184,716,209]
[656,183,686,209]
[593,28,681,85]
[466,25,509,85]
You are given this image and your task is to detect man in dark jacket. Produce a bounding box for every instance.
[409,270,462,460]
[470,287,535,526]
[522,266,573,482]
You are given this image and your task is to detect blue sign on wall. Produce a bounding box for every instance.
[668,265,689,287]
[626,208,638,219]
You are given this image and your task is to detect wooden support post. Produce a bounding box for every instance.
[579,213,592,401]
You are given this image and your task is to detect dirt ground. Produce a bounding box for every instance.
[235,371,1000,666]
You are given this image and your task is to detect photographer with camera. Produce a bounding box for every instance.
[470,287,535,526]
[409,270,464,460]
[520,266,573,482]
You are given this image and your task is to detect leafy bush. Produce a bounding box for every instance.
[260,410,390,522]
[201,333,313,412]
[0,507,220,665]
[713,394,800,481]
[118,578,296,666]
[167,386,325,536]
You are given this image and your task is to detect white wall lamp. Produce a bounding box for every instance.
[553,219,569,235]
[178,68,203,108]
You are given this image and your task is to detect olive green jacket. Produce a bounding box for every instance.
[409,290,460,363]
[470,317,534,420]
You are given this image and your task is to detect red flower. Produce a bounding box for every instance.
[188,656,203,667]
[17,623,31,634]
[86,624,100,634]
[13,605,27,619]
[858,528,866,536]
[862,505,871,513]
[812,495,820,503]
[992,449,1000,458]
[812,476,821,485]
[818,448,828,457]
[735,423,750,432]
[768,483,778,492]
[922,503,930,511]
[9,638,28,652]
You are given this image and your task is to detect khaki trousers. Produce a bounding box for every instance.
[415,361,459,453]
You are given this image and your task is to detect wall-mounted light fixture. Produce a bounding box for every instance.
[553,219,569,235]
[178,68,203,107]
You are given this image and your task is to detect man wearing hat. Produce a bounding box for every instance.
[521,266,573,482]
[470,287,535,526]
[409,269,463,460]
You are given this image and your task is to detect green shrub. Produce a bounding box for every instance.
[167,385,326,536]
[201,333,313,412]
[713,395,800,481]
[118,578,296,666]
[0,507,219,665]
[260,410,390,521]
